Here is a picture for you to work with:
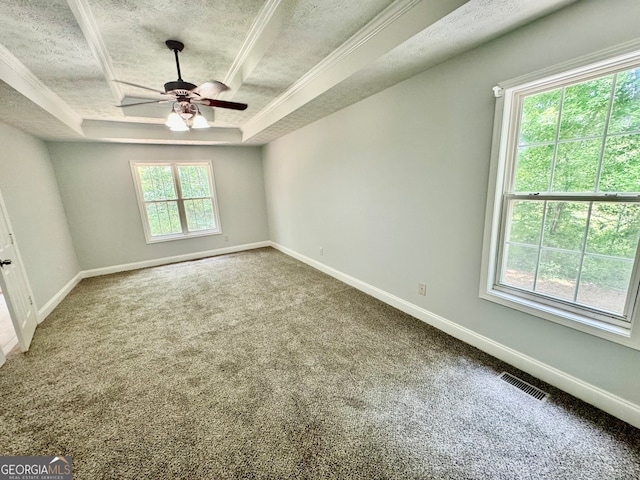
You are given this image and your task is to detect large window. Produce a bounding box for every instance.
[131,161,221,243]
[482,48,640,348]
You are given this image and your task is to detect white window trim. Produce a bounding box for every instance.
[130,161,222,244]
[480,40,640,350]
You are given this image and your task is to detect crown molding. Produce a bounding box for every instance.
[222,0,289,97]
[241,0,468,141]
[66,0,124,103]
[0,43,83,134]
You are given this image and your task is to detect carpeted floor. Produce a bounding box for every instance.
[0,247,638,479]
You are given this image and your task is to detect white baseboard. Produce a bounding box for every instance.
[82,241,271,278]
[269,241,640,429]
[38,271,84,321]
[1,336,18,357]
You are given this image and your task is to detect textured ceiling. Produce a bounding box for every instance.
[0,0,577,145]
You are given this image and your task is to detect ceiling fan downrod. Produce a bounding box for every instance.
[164,40,196,93]
[165,40,184,80]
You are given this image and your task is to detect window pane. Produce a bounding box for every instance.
[501,201,640,315]
[609,68,640,134]
[496,61,640,328]
[519,89,561,145]
[535,249,580,301]
[507,201,544,244]
[552,139,601,192]
[599,134,640,192]
[586,203,640,258]
[178,165,212,199]
[146,201,181,236]
[559,76,613,140]
[514,145,553,192]
[502,244,538,290]
[138,166,176,201]
[542,202,589,251]
[184,199,215,232]
[578,255,634,315]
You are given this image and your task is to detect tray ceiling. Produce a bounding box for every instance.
[0,0,576,145]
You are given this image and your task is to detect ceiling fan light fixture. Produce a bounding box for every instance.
[192,113,210,129]
[115,40,248,130]
[165,112,188,131]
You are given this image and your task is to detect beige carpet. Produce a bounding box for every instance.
[0,247,638,479]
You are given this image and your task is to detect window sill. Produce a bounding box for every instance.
[145,229,221,244]
[480,287,639,350]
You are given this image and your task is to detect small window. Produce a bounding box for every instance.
[131,161,221,243]
[482,48,640,348]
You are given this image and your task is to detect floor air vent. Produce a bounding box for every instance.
[498,372,549,401]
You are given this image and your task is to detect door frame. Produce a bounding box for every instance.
[0,187,40,356]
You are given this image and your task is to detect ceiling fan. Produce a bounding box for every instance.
[115,40,247,130]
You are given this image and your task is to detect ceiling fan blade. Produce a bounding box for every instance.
[197,98,248,111]
[116,100,169,107]
[192,81,230,98]
[113,80,167,95]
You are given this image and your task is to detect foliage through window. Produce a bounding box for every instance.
[131,162,221,242]
[484,51,640,346]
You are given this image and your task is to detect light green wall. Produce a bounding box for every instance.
[48,142,269,270]
[262,0,640,406]
[0,123,79,309]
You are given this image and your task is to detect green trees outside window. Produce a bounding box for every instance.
[134,162,220,241]
[500,67,640,317]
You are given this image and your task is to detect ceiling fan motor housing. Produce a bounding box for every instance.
[164,80,197,95]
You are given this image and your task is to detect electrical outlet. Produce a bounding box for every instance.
[319,247,324,256]
[418,282,426,296]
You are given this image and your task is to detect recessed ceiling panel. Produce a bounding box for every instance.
[0,0,98,79]
[0,0,581,143]
[0,0,110,117]
[233,0,394,114]
[90,0,267,107]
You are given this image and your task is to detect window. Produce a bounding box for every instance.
[131,161,221,243]
[482,47,640,348]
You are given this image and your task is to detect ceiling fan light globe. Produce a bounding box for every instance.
[166,112,188,131]
[192,114,210,129]
[169,123,189,132]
